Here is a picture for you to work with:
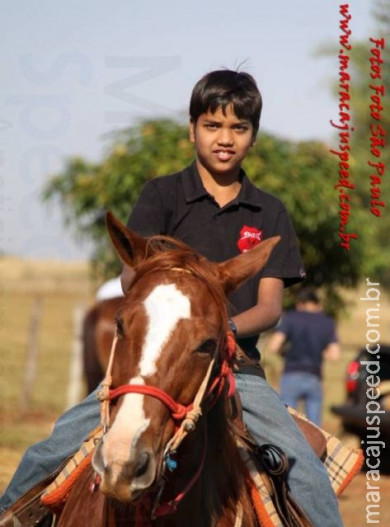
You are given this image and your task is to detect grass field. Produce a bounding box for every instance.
[0,257,93,487]
[0,257,389,524]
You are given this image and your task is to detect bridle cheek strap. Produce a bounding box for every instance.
[101,331,237,434]
[209,331,237,400]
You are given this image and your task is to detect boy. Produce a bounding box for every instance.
[0,70,342,526]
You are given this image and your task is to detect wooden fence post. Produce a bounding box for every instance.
[65,304,86,410]
[20,295,42,412]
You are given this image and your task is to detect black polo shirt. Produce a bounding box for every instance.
[127,162,305,360]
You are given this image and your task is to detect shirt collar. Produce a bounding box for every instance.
[182,162,208,202]
[182,161,262,209]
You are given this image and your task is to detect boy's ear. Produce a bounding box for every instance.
[250,129,258,146]
[105,211,148,268]
[189,118,196,143]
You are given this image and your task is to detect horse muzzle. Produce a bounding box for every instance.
[92,437,158,502]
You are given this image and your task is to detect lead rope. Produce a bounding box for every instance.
[97,332,119,432]
[162,353,217,456]
[234,503,243,527]
[163,329,235,456]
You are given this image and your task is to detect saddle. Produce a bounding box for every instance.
[0,387,363,527]
[230,393,322,527]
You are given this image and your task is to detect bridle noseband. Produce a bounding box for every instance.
[97,330,237,437]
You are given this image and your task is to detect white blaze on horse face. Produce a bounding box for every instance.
[100,284,191,485]
[101,377,150,476]
[139,283,191,377]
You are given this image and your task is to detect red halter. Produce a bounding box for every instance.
[108,331,237,420]
[97,331,237,522]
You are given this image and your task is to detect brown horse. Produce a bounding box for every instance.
[57,212,280,527]
[82,297,123,393]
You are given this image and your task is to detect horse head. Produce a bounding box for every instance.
[92,212,279,507]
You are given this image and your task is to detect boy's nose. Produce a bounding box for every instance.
[217,129,234,146]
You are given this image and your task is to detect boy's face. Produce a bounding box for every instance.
[189,105,256,180]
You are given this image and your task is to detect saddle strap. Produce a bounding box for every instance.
[231,418,313,527]
[0,454,74,527]
[257,444,313,527]
[0,480,52,527]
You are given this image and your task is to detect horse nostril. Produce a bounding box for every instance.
[92,441,105,474]
[134,452,150,478]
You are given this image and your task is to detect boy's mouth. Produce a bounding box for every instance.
[213,149,235,161]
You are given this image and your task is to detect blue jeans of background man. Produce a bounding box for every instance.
[280,371,323,426]
[0,374,342,526]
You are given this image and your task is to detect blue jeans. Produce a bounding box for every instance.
[0,389,101,511]
[235,374,342,527]
[0,375,342,526]
[280,372,323,426]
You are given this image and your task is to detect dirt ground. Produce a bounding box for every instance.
[339,472,389,526]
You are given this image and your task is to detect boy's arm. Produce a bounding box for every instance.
[231,277,283,337]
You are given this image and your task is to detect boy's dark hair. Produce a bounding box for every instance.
[189,69,262,136]
[297,288,320,305]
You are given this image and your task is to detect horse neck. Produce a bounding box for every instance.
[160,398,256,527]
[204,399,259,526]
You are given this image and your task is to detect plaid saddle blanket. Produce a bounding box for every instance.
[41,410,363,525]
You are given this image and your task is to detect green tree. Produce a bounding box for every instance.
[43,119,363,314]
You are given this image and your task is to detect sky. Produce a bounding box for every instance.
[1,0,375,260]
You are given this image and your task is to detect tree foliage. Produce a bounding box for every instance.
[43,119,365,314]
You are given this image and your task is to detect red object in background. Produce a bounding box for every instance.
[346,360,360,394]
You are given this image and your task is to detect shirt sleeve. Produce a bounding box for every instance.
[260,207,305,287]
[126,180,167,236]
[275,312,291,336]
[328,318,339,344]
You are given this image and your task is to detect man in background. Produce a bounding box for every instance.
[267,288,340,426]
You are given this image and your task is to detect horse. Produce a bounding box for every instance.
[82,296,123,394]
[57,211,280,527]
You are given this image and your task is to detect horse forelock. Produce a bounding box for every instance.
[132,235,229,330]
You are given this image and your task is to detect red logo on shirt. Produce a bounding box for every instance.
[237,226,263,253]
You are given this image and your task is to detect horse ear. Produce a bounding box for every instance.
[106,211,148,268]
[216,236,281,295]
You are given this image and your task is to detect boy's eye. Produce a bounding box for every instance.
[234,124,249,132]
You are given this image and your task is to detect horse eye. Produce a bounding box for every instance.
[196,339,217,354]
[115,317,125,337]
